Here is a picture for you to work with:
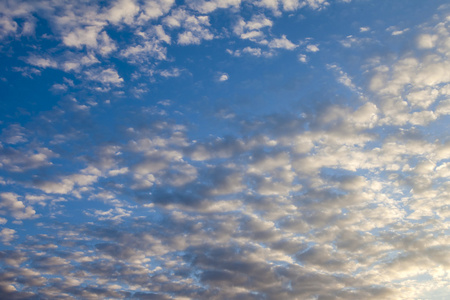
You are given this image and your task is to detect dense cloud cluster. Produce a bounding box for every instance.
[1,0,450,299]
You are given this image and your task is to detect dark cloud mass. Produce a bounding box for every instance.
[1,0,450,299]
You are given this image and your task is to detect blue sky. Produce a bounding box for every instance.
[1,0,450,299]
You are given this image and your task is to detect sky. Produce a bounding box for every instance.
[1,0,450,299]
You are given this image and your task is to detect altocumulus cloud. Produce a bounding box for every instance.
[1,0,450,299]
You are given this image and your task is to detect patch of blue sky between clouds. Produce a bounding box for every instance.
[1,0,450,299]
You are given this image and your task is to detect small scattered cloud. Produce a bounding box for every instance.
[306,44,319,52]
[158,99,172,106]
[227,47,272,57]
[1,124,27,144]
[360,26,370,32]
[243,46,262,56]
[85,68,123,86]
[233,14,272,42]
[50,83,68,92]
[298,54,308,63]
[327,64,358,91]
[85,207,132,222]
[26,56,58,69]
[159,68,182,78]
[0,193,37,220]
[268,35,297,50]
[0,228,16,244]
[218,73,229,81]
[392,28,409,35]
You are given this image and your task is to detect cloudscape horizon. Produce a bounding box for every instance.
[1,0,450,299]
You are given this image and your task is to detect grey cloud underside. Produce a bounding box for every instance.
[1,1,450,300]
[1,93,449,299]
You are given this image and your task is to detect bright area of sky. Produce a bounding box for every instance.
[1,0,450,299]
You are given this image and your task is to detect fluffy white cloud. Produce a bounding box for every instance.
[233,15,273,43]
[0,145,56,172]
[105,0,140,25]
[268,35,297,50]
[0,193,37,220]
[416,33,438,49]
[366,17,450,126]
[360,26,370,32]
[0,228,16,244]
[163,9,214,45]
[218,73,229,81]
[63,26,103,49]
[26,56,58,68]
[298,53,308,62]
[85,68,123,85]
[139,0,175,21]
[306,44,319,52]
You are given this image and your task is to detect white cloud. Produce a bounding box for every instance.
[268,35,297,50]
[245,15,273,30]
[0,228,16,244]
[105,0,140,25]
[298,54,308,63]
[121,39,168,61]
[233,15,273,42]
[153,25,171,44]
[1,124,27,144]
[327,64,358,91]
[85,68,123,85]
[243,46,262,56]
[85,207,132,222]
[254,0,280,13]
[364,16,450,126]
[97,31,117,56]
[303,0,329,10]
[63,26,103,49]
[306,44,319,52]
[160,68,182,78]
[108,167,129,176]
[0,1,36,38]
[139,0,175,21]
[0,193,37,220]
[281,0,301,11]
[392,28,409,35]
[219,73,229,81]
[406,88,439,109]
[81,53,100,66]
[50,83,68,92]
[416,34,438,49]
[158,99,172,106]
[0,145,56,171]
[240,30,264,40]
[0,17,19,39]
[26,56,57,68]
[178,29,213,45]
[187,0,241,14]
[34,168,99,196]
[360,26,370,32]
[163,9,214,45]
